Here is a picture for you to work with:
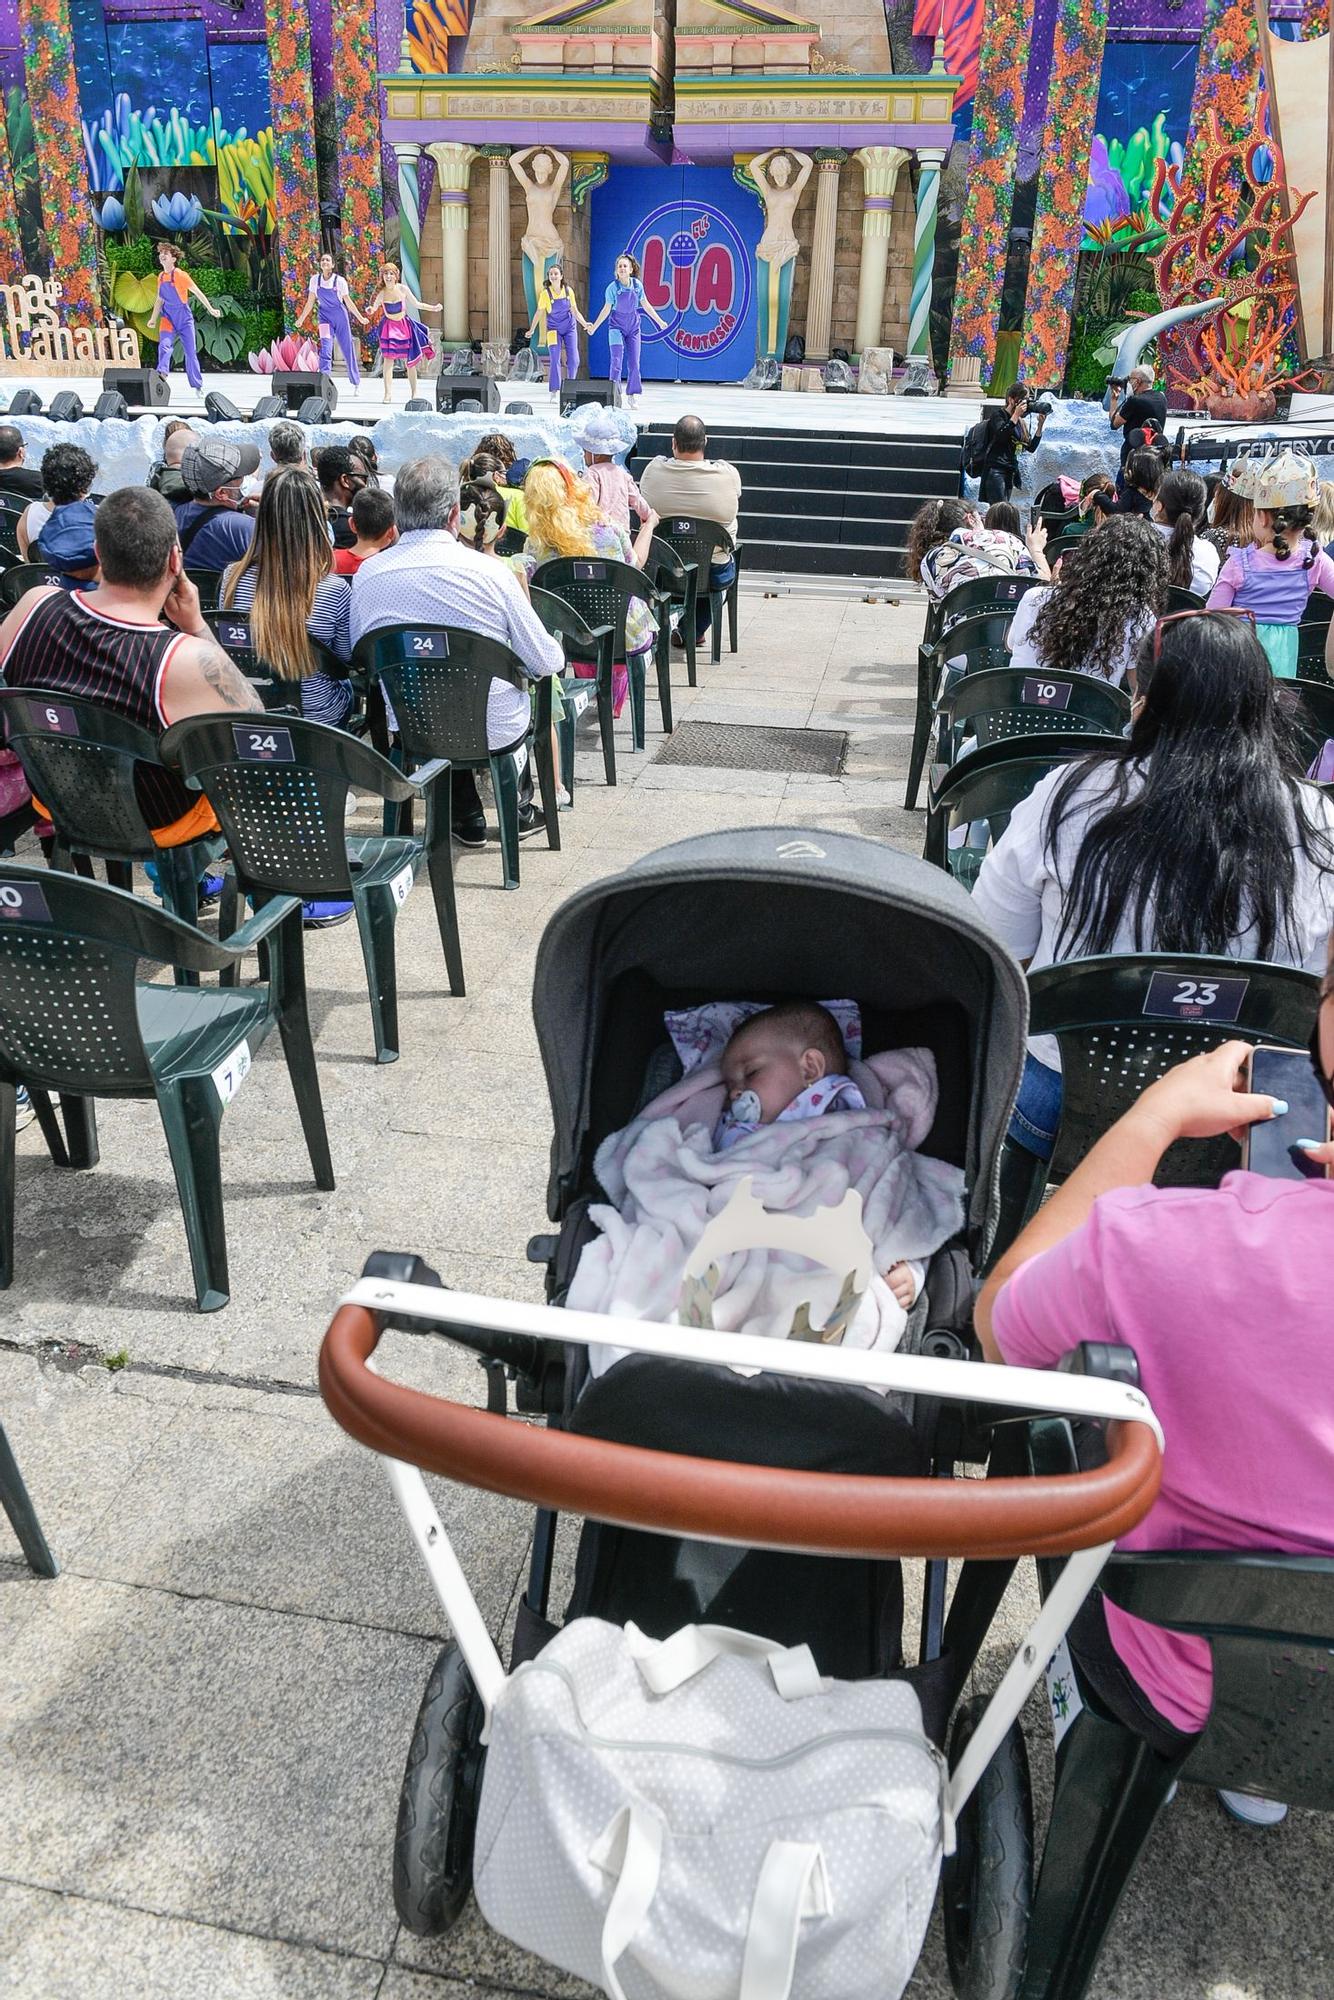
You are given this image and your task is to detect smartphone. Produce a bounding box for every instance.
[1242,1045,1333,1180]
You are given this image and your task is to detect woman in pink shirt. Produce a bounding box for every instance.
[569,404,649,538]
[976,961,1334,1824]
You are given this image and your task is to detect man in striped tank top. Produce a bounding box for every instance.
[0,487,262,844]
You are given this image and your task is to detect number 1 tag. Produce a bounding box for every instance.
[211,1038,251,1105]
[389,861,414,907]
[574,561,605,580]
[1142,971,1250,1024]
[233,725,295,762]
[0,880,51,922]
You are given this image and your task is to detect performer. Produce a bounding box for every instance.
[294,254,369,387]
[523,262,587,397]
[148,243,220,395]
[586,254,669,409]
[367,262,443,404]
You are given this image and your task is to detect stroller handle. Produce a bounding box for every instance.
[320,1303,1162,1561]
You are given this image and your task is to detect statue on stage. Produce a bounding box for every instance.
[510,146,570,332]
[749,148,813,363]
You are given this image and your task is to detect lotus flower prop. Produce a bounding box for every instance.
[249,334,321,375]
[152,191,202,235]
[95,196,126,232]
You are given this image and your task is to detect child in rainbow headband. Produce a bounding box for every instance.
[1207,448,1334,677]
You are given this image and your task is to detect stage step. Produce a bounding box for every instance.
[631,420,965,580]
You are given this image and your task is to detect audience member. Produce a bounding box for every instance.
[1199,475,1252,563]
[570,405,648,537]
[1006,517,1167,688]
[349,455,561,846]
[1109,362,1167,464]
[521,458,657,715]
[1151,468,1219,596]
[1207,452,1334,678]
[459,469,567,804]
[173,438,259,571]
[982,501,1023,539]
[347,432,386,490]
[333,485,397,575]
[974,610,1334,1164]
[911,499,1046,600]
[972,383,1047,503]
[148,420,199,503]
[474,433,527,533]
[220,466,353,727]
[906,498,974,589]
[314,444,368,549]
[19,441,96,559]
[638,414,740,640]
[1113,448,1162,520]
[267,421,309,472]
[0,424,45,503]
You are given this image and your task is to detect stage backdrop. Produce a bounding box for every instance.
[588,166,760,383]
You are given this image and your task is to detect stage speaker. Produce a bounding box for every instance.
[7,389,42,416]
[204,391,246,424]
[405,397,433,412]
[273,370,336,413]
[251,395,284,422]
[102,368,168,408]
[559,377,618,414]
[296,394,334,425]
[435,373,500,414]
[92,391,129,422]
[48,391,84,422]
[508,400,533,415]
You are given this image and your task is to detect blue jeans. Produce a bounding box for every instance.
[699,556,737,638]
[1009,1052,1063,1162]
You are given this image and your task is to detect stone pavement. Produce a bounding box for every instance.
[1,588,1328,1999]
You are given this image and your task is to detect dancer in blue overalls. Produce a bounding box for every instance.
[524,263,587,397]
[294,254,369,386]
[586,253,669,409]
[148,243,221,394]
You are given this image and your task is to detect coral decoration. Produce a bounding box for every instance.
[912,0,982,109]
[405,0,471,74]
[331,0,385,309]
[1017,0,1109,385]
[266,7,323,329]
[249,333,322,374]
[18,0,102,323]
[948,0,1036,373]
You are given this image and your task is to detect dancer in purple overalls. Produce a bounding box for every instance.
[294,254,369,386]
[523,263,587,397]
[148,244,221,394]
[586,253,669,409]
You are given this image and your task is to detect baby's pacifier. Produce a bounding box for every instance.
[729,1089,762,1125]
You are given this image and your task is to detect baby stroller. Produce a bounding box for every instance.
[319,829,1165,1998]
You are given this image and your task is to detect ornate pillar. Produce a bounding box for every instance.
[393,142,423,304]
[804,149,846,362]
[907,147,947,367]
[853,147,910,357]
[482,146,513,345]
[428,143,476,344]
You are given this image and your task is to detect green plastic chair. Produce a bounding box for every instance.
[907,605,1030,810]
[0,503,24,561]
[185,566,222,610]
[529,583,618,791]
[931,667,1131,781]
[0,686,225,981]
[654,515,739,664]
[646,534,701,687]
[203,607,304,715]
[530,556,674,749]
[0,561,50,612]
[161,712,464,1063]
[924,571,1040,653]
[0,1421,58,1576]
[1044,533,1084,568]
[1163,585,1205,614]
[1297,593,1333,669]
[922,730,1109,880]
[1281,675,1334,769]
[0,862,333,1311]
[350,624,559,891]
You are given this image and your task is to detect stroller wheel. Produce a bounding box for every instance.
[393,1640,485,1936]
[942,1694,1033,2000]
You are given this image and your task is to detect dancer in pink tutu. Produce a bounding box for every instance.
[367,262,442,404]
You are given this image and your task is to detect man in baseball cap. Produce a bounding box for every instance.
[170,436,261,572]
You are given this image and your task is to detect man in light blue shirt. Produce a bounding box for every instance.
[350,454,562,845]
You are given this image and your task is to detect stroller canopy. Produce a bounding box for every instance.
[533,828,1028,1247]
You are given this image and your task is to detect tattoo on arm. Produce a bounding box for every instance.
[198,642,263,710]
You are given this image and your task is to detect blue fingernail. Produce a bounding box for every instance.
[1294,1139,1323,1151]
[1270,1100,1289,1116]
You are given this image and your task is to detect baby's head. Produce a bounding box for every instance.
[720,1001,846,1125]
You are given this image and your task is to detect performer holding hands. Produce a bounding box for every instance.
[586,253,668,408]
[524,262,588,398]
[367,262,442,404]
[294,254,369,387]
[149,243,220,394]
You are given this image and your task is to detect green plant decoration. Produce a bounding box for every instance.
[196,295,246,365]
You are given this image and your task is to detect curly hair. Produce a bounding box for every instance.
[1030,516,1169,682]
[475,433,517,474]
[40,443,96,505]
[523,459,603,557]
[1261,503,1317,566]
[904,497,973,583]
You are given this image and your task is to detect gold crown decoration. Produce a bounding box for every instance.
[1225,447,1320,510]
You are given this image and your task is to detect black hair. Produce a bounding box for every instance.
[40,443,96,506]
[1047,611,1330,959]
[1124,448,1163,496]
[673,414,707,455]
[350,484,395,540]
[1030,516,1169,681]
[0,425,22,464]
[983,501,1023,538]
[94,487,177,588]
[1266,503,1317,566]
[312,444,359,497]
[1155,468,1206,589]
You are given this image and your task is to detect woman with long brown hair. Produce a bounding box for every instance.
[220,465,354,725]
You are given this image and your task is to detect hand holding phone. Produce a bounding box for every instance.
[1242,1045,1333,1180]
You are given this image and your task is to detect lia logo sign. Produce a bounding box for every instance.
[629,202,753,366]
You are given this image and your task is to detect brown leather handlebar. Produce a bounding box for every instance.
[320,1305,1162,1561]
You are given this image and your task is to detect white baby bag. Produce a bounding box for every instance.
[473,1618,952,2000]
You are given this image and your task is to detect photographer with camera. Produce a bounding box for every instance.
[1110,362,1168,466]
[971,382,1049,504]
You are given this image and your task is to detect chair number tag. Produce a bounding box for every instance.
[1142,972,1250,1023]
[404,631,447,658]
[574,561,605,579]
[673,521,692,534]
[1021,678,1071,709]
[33,700,78,734]
[211,1038,251,1105]
[0,880,51,922]
[217,618,250,650]
[389,862,414,907]
[233,725,295,762]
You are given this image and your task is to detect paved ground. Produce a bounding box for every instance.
[2,587,1328,1999]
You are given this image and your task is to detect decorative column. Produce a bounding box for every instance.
[482,146,512,345]
[906,147,947,369]
[331,0,385,308]
[264,0,323,328]
[853,147,910,357]
[18,0,102,321]
[428,144,476,344]
[1016,0,1108,384]
[393,142,423,303]
[947,0,1036,393]
[804,149,845,362]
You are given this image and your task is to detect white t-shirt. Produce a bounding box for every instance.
[307,272,350,303]
[1005,585,1154,688]
[19,500,49,554]
[972,760,1334,1070]
[1151,520,1220,598]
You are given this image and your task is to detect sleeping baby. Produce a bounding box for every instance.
[716,1001,924,1310]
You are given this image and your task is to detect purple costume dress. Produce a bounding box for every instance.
[155,272,202,393]
[545,287,578,390]
[376,297,433,366]
[312,274,360,387]
[606,278,647,396]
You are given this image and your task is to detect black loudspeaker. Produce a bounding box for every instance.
[273,370,337,413]
[7,389,42,416]
[404,397,432,412]
[251,395,284,422]
[102,368,169,408]
[204,391,246,424]
[508,400,534,415]
[48,391,84,422]
[296,395,334,425]
[92,391,129,421]
[559,377,618,414]
[435,373,500,414]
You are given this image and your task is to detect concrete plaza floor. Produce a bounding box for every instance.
[1,587,1328,1999]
